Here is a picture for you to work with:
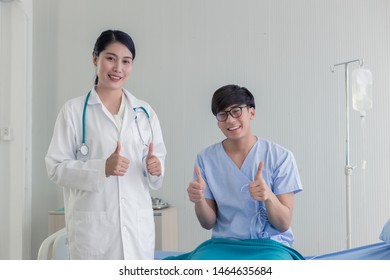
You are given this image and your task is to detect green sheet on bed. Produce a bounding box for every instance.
[164,238,304,260]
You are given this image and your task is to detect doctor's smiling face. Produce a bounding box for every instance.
[92,30,136,92]
[93,42,133,92]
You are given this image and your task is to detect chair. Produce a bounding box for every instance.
[37,228,69,260]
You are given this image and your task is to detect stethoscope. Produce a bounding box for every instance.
[78,90,154,157]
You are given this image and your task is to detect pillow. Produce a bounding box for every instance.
[379,218,390,243]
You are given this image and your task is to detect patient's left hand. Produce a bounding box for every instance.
[249,161,272,201]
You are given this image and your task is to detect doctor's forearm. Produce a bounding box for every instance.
[47,159,106,192]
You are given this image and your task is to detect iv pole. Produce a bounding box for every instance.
[331,58,364,249]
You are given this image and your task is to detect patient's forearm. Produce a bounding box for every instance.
[265,193,294,232]
[195,199,217,230]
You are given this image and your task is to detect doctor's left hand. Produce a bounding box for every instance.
[105,141,130,177]
[146,143,161,177]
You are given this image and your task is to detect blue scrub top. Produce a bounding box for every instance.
[194,138,302,247]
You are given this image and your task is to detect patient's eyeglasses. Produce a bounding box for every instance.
[216,105,248,122]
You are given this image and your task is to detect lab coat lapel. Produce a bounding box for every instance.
[89,88,121,131]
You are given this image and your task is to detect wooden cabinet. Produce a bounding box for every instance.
[48,207,178,251]
[153,207,178,251]
[48,210,65,236]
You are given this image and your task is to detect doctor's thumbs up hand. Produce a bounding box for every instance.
[146,143,162,176]
[105,141,130,177]
[187,165,206,203]
[249,161,272,201]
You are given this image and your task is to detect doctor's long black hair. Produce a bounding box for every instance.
[92,29,136,85]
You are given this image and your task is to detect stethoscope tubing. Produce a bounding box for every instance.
[134,107,154,147]
[82,91,91,145]
[79,91,153,156]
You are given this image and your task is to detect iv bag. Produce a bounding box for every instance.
[352,67,373,117]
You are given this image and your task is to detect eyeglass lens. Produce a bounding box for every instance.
[216,105,247,122]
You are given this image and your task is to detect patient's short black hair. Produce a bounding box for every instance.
[211,84,255,115]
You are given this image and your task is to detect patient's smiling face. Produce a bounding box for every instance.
[217,104,255,142]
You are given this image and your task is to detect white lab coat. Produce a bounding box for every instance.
[45,88,166,260]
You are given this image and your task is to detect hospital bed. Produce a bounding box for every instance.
[37,228,68,260]
[37,218,390,260]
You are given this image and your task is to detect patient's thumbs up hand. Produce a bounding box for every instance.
[255,161,264,181]
[105,141,130,177]
[195,165,205,186]
[187,165,206,203]
[249,161,271,201]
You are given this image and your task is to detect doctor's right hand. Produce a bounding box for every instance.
[105,141,130,177]
[187,165,205,203]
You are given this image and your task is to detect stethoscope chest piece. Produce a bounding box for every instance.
[79,143,89,156]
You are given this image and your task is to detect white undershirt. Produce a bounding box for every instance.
[101,94,125,180]
[112,94,125,131]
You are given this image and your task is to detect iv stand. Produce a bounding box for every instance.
[331,58,363,249]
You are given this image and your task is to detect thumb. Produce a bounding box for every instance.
[194,165,205,185]
[255,161,264,181]
[114,141,121,155]
[147,142,154,159]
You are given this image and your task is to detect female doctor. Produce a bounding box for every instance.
[45,30,167,260]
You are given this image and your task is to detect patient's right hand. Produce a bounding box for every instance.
[187,165,205,203]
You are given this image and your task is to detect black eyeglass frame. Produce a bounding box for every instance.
[215,105,249,122]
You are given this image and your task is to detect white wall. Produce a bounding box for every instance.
[0,0,32,259]
[2,0,388,259]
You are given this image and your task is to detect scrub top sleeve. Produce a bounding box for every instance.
[272,150,302,195]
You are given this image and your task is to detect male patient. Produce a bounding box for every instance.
[183,84,303,260]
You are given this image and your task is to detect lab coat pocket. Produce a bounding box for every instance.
[137,209,155,253]
[73,211,114,257]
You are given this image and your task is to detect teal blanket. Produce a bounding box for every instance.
[164,238,304,260]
